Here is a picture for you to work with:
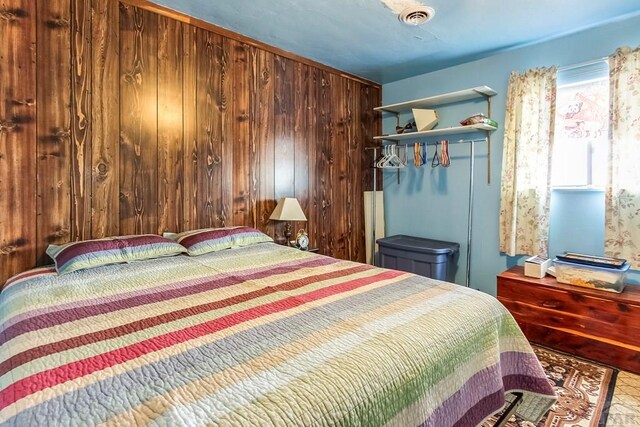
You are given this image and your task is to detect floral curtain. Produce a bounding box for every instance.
[605,46,640,269]
[499,67,557,257]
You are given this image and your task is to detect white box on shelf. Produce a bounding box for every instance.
[524,256,552,279]
[412,108,438,131]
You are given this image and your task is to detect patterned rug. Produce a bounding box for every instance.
[483,345,617,427]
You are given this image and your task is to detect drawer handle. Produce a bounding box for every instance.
[542,300,562,309]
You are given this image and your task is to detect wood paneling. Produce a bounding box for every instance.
[182,23,198,231]
[91,0,119,238]
[232,42,251,227]
[273,55,295,244]
[196,29,222,228]
[305,68,319,253]
[0,0,382,285]
[293,62,310,243]
[332,74,349,261]
[255,49,276,238]
[36,0,72,262]
[0,0,37,281]
[119,5,158,235]
[219,36,232,227]
[248,46,260,228]
[316,70,332,255]
[157,15,183,233]
[71,0,92,241]
[347,80,362,262]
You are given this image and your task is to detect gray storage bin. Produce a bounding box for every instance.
[377,235,459,282]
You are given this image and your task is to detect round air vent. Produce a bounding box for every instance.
[398,5,435,26]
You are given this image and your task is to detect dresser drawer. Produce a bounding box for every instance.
[498,297,640,347]
[498,276,640,331]
[497,266,640,374]
[511,320,640,375]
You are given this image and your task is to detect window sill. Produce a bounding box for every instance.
[551,186,604,193]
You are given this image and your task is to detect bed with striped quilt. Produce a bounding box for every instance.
[0,242,555,426]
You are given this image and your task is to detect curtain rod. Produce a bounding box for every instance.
[557,56,608,72]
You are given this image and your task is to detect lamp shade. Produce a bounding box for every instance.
[269,197,307,221]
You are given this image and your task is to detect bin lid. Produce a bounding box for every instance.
[553,258,631,273]
[376,235,459,255]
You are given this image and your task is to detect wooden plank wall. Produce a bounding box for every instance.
[0,0,381,284]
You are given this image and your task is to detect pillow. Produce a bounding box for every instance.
[46,235,187,274]
[231,227,274,248]
[165,226,273,256]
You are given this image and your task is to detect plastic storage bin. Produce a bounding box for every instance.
[377,235,459,282]
[553,258,630,293]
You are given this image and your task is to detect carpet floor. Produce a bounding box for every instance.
[483,345,640,427]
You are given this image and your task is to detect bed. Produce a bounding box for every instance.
[0,242,555,426]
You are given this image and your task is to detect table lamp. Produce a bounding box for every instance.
[269,197,307,244]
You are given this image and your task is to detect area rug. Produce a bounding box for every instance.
[483,345,617,427]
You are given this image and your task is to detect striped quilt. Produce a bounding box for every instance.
[0,243,555,426]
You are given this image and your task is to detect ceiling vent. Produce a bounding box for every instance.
[398,6,435,26]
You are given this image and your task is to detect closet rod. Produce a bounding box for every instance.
[366,137,484,287]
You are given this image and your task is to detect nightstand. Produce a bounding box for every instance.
[289,245,319,253]
[296,247,319,253]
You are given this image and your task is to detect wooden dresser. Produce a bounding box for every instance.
[497,266,640,374]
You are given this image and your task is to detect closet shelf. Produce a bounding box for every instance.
[374,123,497,142]
[371,85,498,288]
[374,86,497,114]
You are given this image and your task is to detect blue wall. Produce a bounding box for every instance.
[382,14,640,294]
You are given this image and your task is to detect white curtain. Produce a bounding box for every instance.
[499,67,557,257]
[605,46,640,268]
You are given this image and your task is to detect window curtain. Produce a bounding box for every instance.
[605,46,640,268]
[499,67,557,257]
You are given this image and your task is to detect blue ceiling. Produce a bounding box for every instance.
[151,0,640,83]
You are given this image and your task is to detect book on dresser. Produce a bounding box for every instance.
[497,266,640,375]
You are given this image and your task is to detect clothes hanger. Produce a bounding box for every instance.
[413,142,427,167]
[431,141,441,168]
[377,146,389,168]
[381,145,404,168]
[421,143,427,165]
[382,145,398,168]
[440,140,451,167]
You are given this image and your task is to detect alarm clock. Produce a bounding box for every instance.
[295,229,310,250]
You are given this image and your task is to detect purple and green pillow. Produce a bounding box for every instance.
[164,226,273,256]
[46,235,187,274]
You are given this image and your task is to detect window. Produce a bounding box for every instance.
[551,61,609,188]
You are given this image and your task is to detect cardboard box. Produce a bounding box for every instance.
[412,109,438,131]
